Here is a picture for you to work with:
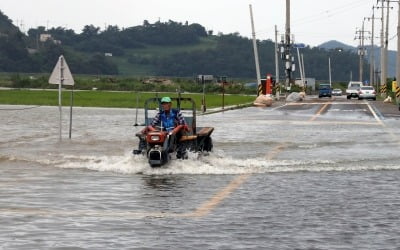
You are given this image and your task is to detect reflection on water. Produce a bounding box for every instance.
[143,175,183,190]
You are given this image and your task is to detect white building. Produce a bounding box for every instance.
[295,78,315,91]
[196,75,214,83]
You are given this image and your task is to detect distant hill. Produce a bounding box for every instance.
[319,40,397,77]
[0,9,372,81]
[0,10,36,72]
[318,40,355,51]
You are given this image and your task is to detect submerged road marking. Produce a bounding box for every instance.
[310,102,331,121]
[264,103,331,161]
[289,101,384,126]
[266,143,289,160]
[265,120,379,126]
[176,98,390,218]
[0,175,252,219]
[286,102,359,105]
[366,101,385,126]
[366,101,400,145]
[270,103,288,110]
[186,173,252,217]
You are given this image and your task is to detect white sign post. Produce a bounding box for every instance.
[49,55,75,140]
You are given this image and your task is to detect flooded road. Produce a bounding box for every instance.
[1,95,400,249]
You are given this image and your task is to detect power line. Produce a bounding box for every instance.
[254,0,372,43]
[293,0,370,25]
[389,32,397,41]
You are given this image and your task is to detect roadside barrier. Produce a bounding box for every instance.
[257,84,263,96]
[396,86,400,98]
[380,84,387,94]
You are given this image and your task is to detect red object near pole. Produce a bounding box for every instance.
[266,74,272,94]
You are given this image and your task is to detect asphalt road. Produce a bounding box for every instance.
[2,99,400,249]
[272,94,400,118]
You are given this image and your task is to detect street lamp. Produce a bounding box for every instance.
[328,48,343,85]
[294,43,305,90]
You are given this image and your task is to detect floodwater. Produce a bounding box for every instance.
[1,101,400,249]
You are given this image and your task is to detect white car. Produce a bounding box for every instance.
[332,88,342,96]
[358,86,376,100]
[346,81,363,99]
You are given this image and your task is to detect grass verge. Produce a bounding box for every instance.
[0,89,255,109]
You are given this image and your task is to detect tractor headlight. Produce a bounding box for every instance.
[150,135,160,141]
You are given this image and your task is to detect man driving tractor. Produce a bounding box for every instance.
[133,96,188,159]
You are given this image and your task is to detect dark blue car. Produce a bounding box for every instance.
[318,84,332,98]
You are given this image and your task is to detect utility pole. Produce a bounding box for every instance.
[377,0,386,88]
[249,4,261,95]
[397,0,400,99]
[383,0,400,100]
[297,46,304,86]
[376,0,396,95]
[361,20,365,83]
[377,0,393,88]
[329,57,332,86]
[301,54,306,83]
[274,25,280,85]
[366,7,379,88]
[355,21,368,83]
[279,0,295,92]
[274,25,281,98]
[384,0,390,86]
[371,7,376,88]
[283,0,293,90]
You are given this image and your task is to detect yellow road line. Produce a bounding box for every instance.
[266,101,332,161]
[266,143,288,160]
[0,174,253,219]
[186,173,252,217]
[186,101,341,217]
[310,102,330,121]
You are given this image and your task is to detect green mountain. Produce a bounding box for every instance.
[319,40,397,78]
[0,10,35,72]
[0,9,368,82]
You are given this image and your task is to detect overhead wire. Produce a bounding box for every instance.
[292,0,372,34]
[293,0,369,25]
[254,0,373,44]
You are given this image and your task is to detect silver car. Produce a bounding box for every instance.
[332,88,342,96]
[358,86,376,100]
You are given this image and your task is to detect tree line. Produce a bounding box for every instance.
[0,10,368,81]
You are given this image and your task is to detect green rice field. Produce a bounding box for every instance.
[0,89,255,109]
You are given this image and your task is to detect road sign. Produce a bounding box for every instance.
[48,55,75,140]
[293,43,306,48]
[49,55,75,86]
[392,81,397,92]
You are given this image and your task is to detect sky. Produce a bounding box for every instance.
[1,0,399,50]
